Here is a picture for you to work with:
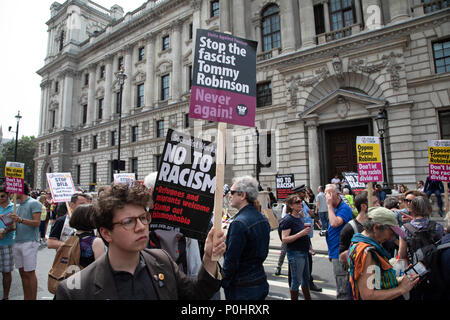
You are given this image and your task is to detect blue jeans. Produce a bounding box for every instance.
[287,250,310,291]
[319,211,329,230]
[224,281,269,300]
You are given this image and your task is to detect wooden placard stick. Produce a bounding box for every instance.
[65,202,72,217]
[212,121,226,261]
[367,182,373,208]
[444,182,449,215]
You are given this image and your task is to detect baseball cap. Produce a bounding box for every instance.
[368,207,406,238]
[291,184,306,193]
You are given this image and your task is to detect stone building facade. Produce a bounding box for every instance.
[35,0,450,193]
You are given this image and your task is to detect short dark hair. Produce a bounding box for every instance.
[94,183,150,231]
[71,193,88,204]
[69,204,96,231]
[384,196,399,210]
[23,182,31,195]
[354,191,368,213]
[405,190,427,198]
[0,185,7,194]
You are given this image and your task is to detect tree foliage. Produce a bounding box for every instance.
[0,136,36,186]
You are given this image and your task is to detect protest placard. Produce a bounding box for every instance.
[356,136,383,183]
[46,173,76,203]
[189,29,257,127]
[342,172,366,194]
[114,173,136,186]
[276,174,295,200]
[151,129,216,240]
[428,140,450,182]
[5,161,25,194]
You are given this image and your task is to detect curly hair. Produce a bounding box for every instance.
[93,183,150,231]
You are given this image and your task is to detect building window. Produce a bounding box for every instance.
[137,84,144,108]
[155,154,162,171]
[261,4,281,52]
[77,138,82,152]
[184,113,190,128]
[84,73,89,86]
[330,0,355,38]
[99,65,105,79]
[55,81,59,93]
[210,0,219,17]
[189,23,193,40]
[439,109,450,139]
[59,31,64,52]
[131,158,138,179]
[138,46,145,61]
[433,39,450,74]
[91,163,97,184]
[109,161,115,183]
[98,98,104,120]
[92,135,98,149]
[47,142,51,156]
[257,82,272,107]
[161,74,170,101]
[82,104,88,125]
[50,110,56,128]
[156,120,164,138]
[423,0,449,13]
[76,165,81,185]
[111,130,117,146]
[188,65,193,89]
[314,4,326,35]
[162,35,170,51]
[118,56,124,71]
[131,125,139,142]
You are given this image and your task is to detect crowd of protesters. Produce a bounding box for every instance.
[0,172,449,301]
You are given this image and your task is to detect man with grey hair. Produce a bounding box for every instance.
[324,183,353,300]
[222,175,271,300]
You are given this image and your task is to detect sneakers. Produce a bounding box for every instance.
[274,267,281,276]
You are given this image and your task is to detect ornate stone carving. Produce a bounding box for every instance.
[350,51,403,90]
[331,54,344,81]
[336,96,350,119]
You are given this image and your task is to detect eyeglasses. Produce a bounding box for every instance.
[294,200,302,204]
[112,212,151,230]
[230,190,241,195]
[404,199,413,204]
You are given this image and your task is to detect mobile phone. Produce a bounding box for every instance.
[404,261,428,277]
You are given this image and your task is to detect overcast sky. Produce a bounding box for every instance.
[0,0,145,140]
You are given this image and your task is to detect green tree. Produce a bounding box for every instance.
[0,136,36,186]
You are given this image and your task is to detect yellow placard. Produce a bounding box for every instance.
[5,166,24,179]
[356,143,381,163]
[428,146,450,165]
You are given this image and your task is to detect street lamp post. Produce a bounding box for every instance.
[115,67,127,173]
[8,111,22,162]
[376,107,390,192]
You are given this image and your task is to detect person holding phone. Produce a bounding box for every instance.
[280,194,312,300]
[348,207,419,300]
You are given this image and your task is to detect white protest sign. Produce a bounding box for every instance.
[46,173,76,203]
[114,173,136,186]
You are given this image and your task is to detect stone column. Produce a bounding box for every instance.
[39,81,50,135]
[104,55,113,121]
[389,0,409,23]
[219,0,231,33]
[171,21,182,102]
[280,0,296,54]
[86,64,96,126]
[306,118,320,192]
[232,0,246,38]
[299,0,315,49]
[61,70,74,130]
[122,45,132,115]
[144,34,155,110]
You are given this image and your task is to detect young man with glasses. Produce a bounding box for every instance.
[0,186,15,300]
[55,183,225,300]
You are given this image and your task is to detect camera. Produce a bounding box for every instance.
[319,230,328,237]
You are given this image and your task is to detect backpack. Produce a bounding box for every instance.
[403,220,441,266]
[48,235,83,294]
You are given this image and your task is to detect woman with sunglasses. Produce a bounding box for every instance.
[279,194,312,300]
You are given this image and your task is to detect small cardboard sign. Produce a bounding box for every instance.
[46,173,76,203]
[356,136,383,183]
[114,173,136,186]
[276,174,295,200]
[5,162,25,194]
[428,140,450,182]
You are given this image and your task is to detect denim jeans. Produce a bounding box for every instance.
[332,258,349,300]
[287,250,310,291]
[224,281,269,300]
[318,211,329,230]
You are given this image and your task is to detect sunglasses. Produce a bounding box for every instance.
[404,199,413,203]
[230,190,241,195]
[294,200,302,204]
[112,212,151,230]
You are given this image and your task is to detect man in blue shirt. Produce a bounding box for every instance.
[325,183,353,300]
[0,185,16,300]
[10,183,42,300]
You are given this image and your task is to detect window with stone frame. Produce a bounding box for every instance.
[76,165,81,185]
[118,56,124,71]
[137,84,144,108]
[131,125,139,142]
[261,4,281,52]
[92,135,98,149]
[257,82,272,107]
[155,154,162,171]
[99,65,105,79]
[82,104,88,125]
[77,138,82,152]
[329,0,355,39]
[432,38,450,74]
[156,120,164,138]
[138,46,145,61]
[98,98,104,120]
[210,0,219,17]
[161,74,170,100]
[423,0,448,13]
[162,35,170,51]
[439,109,450,139]
[111,130,117,146]
[131,158,138,179]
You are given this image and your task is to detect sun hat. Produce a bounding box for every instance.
[368,206,407,238]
